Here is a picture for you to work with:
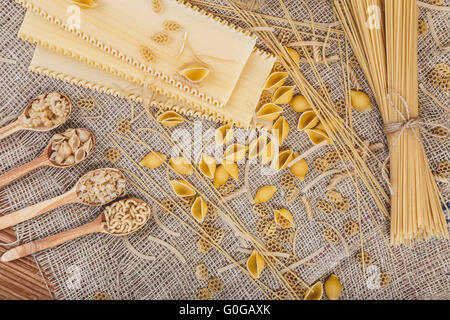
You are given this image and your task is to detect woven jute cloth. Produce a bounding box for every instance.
[0,0,449,300]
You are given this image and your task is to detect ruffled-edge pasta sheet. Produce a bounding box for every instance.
[17,0,258,108]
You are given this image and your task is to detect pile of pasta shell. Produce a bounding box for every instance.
[49,128,94,166]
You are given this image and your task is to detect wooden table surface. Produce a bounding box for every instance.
[0,229,54,300]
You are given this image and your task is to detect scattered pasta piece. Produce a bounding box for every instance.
[323,229,339,244]
[318,83,333,97]
[261,140,275,165]
[254,185,277,203]
[436,161,450,178]
[304,282,323,300]
[93,291,109,300]
[199,154,217,179]
[257,103,283,121]
[298,110,319,131]
[76,98,95,110]
[196,238,212,254]
[356,251,372,266]
[285,186,299,204]
[284,272,299,286]
[208,277,223,293]
[262,220,277,238]
[274,150,294,171]
[213,228,225,244]
[317,200,334,215]
[197,288,211,300]
[272,86,295,105]
[325,190,343,203]
[151,32,170,45]
[179,64,210,83]
[206,204,218,221]
[140,45,155,63]
[278,228,294,244]
[201,222,216,237]
[314,157,329,173]
[248,136,267,159]
[350,90,373,111]
[289,157,309,181]
[418,19,428,35]
[215,124,234,146]
[218,180,236,196]
[104,148,120,163]
[170,180,196,197]
[274,209,295,229]
[324,150,340,166]
[266,238,281,252]
[222,160,239,180]
[300,194,314,220]
[247,250,265,279]
[343,220,358,237]
[335,197,350,213]
[191,197,208,223]
[306,128,331,145]
[180,195,196,208]
[117,118,131,134]
[289,95,312,113]
[379,272,391,287]
[195,264,208,280]
[152,0,164,13]
[157,111,185,127]
[280,173,296,189]
[324,274,342,300]
[431,127,449,143]
[255,218,268,233]
[163,20,182,32]
[139,151,167,169]
[334,99,347,116]
[169,157,193,175]
[263,72,288,90]
[224,144,247,162]
[253,203,270,218]
[213,164,229,188]
[161,199,176,214]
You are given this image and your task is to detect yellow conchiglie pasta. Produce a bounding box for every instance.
[247,250,265,279]
[199,154,216,179]
[215,124,234,146]
[139,151,167,169]
[213,164,229,188]
[271,117,290,146]
[191,197,208,223]
[261,140,275,165]
[306,129,331,145]
[273,150,294,171]
[263,72,288,91]
[289,157,309,181]
[248,136,267,159]
[224,144,247,162]
[179,64,210,83]
[289,95,312,113]
[274,208,295,228]
[298,110,319,131]
[256,103,283,121]
[304,282,324,300]
[254,186,277,203]
[169,157,193,175]
[272,86,295,105]
[157,111,185,127]
[222,160,239,180]
[324,274,342,300]
[170,180,196,197]
[350,90,373,111]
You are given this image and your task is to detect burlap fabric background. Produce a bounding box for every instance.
[0,0,448,300]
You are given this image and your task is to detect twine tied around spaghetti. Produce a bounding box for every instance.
[381,91,449,195]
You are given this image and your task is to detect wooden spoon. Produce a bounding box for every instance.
[1,198,150,262]
[0,168,126,231]
[0,128,96,189]
[0,93,72,140]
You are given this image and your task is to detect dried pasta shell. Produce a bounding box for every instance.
[274,208,295,228]
[169,157,193,175]
[69,0,97,9]
[157,111,185,127]
[285,47,300,66]
[306,129,331,145]
[163,21,183,32]
[274,150,294,171]
[272,86,295,105]
[263,72,288,91]
[304,282,323,300]
[350,90,373,111]
[261,140,275,165]
[170,180,196,197]
[247,250,265,279]
[220,160,238,180]
[272,116,290,146]
[215,124,233,146]
[191,197,208,223]
[324,274,342,300]
[179,64,210,83]
[289,95,312,113]
[139,151,166,169]
[151,32,170,45]
[224,144,247,162]
[140,45,155,63]
[213,164,229,188]
[199,154,216,179]
[254,186,277,203]
[289,157,309,181]
[256,103,283,121]
[298,110,319,131]
[248,136,267,159]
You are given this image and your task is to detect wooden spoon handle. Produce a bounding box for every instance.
[0,153,50,189]
[0,120,22,140]
[1,218,104,262]
[0,189,78,231]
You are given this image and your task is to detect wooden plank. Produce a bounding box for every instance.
[0,228,54,300]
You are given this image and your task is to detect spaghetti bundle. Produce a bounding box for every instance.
[335,0,448,245]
